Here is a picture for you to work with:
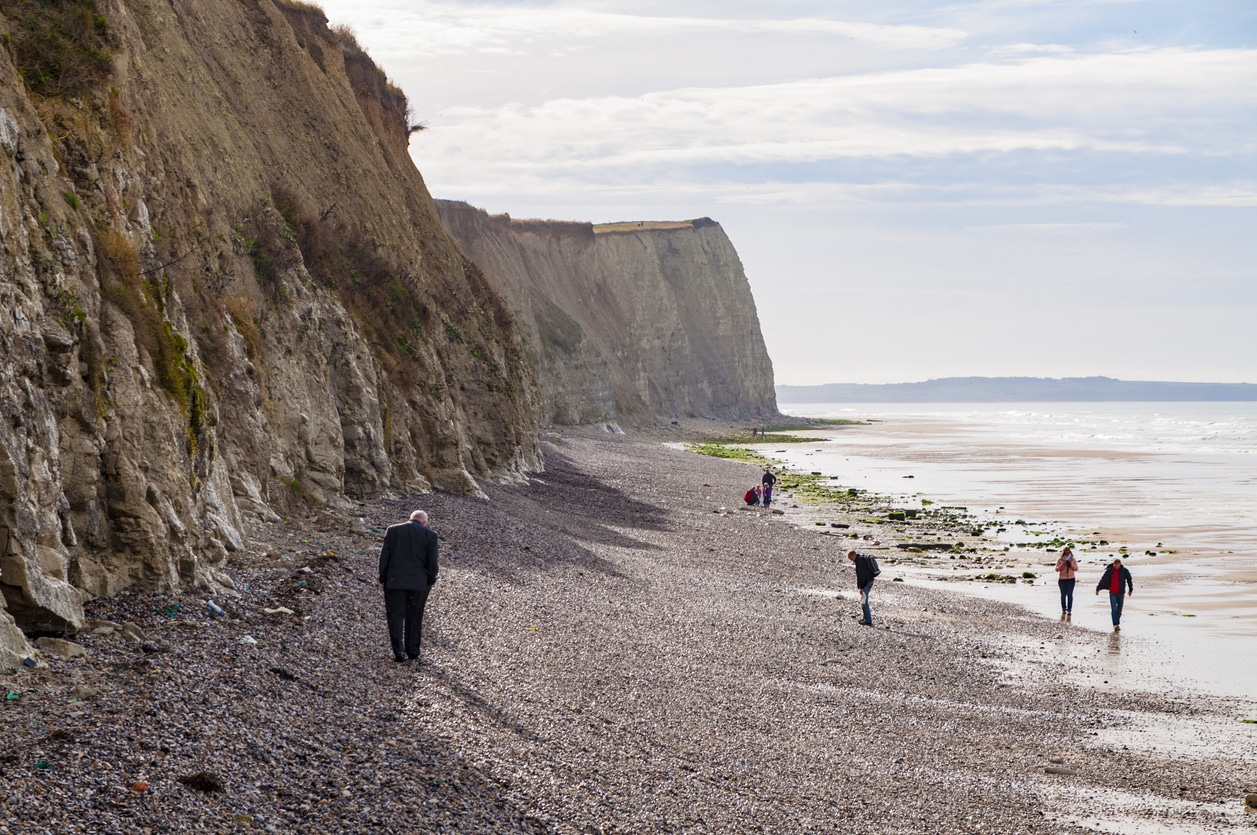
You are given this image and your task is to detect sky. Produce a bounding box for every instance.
[314,0,1256,385]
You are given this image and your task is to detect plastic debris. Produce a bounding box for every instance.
[22,657,36,668]
[238,636,258,646]
[263,606,295,615]
[4,691,19,701]
[207,600,227,618]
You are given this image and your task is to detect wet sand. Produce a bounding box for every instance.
[761,413,1257,701]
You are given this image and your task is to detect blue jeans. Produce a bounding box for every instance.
[1109,592,1125,626]
[860,581,873,625]
[1058,578,1075,613]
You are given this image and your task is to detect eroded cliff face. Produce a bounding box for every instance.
[437,203,779,427]
[0,0,540,665]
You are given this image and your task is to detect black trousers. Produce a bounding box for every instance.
[384,586,430,658]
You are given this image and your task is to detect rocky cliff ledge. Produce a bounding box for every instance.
[437,202,779,427]
[0,0,540,664]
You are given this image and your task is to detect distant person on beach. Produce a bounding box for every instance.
[761,469,776,508]
[1055,546,1079,621]
[379,509,439,662]
[743,485,761,506]
[1095,557,1133,631]
[848,550,877,626]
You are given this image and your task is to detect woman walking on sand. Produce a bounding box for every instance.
[1055,546,1079,621]
[1096,558,1134,631]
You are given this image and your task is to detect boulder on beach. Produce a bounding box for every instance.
[34,637,86,658]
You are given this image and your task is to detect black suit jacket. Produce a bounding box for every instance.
[378,521,439,590]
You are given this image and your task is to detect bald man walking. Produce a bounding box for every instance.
[379,509,439,662]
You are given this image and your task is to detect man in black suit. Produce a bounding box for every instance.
[378,509,439,662]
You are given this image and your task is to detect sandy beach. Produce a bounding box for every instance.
[1,428,1254,833]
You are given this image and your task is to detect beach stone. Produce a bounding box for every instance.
[119,622,147,643]
[91,626,116,637]
[178,771,225,793]
[1045,766,1078,776]
[1245,793,1257,809]
[35,638,85,658]
[71,685,99,701]
[771,509,784,515]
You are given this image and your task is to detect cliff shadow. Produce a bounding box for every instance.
[383,448,667,585]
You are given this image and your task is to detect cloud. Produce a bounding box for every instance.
[426,170,1257,210]
[987,42,1075,56]
[412,46,1255,198]
[318,1,969,56]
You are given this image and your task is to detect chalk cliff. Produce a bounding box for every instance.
[436,203,779,427]
[0,0,540,665]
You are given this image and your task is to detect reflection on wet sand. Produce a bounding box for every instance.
[1107,631,1122,655]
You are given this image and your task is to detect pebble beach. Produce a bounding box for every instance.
[2,428,1254,834]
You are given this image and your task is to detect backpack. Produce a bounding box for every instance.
[866,555,881,578]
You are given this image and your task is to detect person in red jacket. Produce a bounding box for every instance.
[1095,558,1133,631]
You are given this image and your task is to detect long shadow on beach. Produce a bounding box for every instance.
[383,447,665,586]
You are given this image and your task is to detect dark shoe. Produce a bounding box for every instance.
[407,653,420,661]
[858,620,872,626]
[393,654,407,662]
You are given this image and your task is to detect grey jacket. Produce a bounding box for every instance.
[378,520,439,590]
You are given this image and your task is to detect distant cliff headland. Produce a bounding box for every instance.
[0,0,777,664]
[778,377,1257,403]
[437,202,778,427]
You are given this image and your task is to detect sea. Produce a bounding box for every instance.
[774,401,1257,699]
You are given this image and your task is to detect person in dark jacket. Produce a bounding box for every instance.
[1095,557,1133,631]
[379,509,439,661]
[848,550,877,626]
